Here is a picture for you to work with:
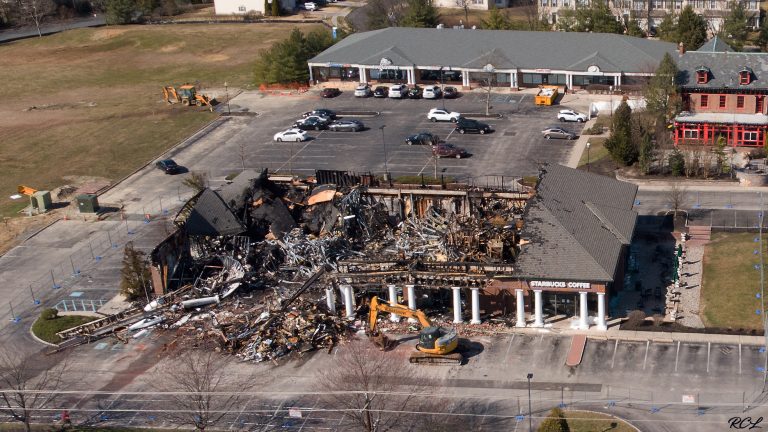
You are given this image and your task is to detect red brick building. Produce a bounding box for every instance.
[674,38,768,148]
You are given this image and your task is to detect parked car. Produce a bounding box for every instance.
[155,159,181,174]
[432,143,468,159]
[389,84,407,98]
[427,108,461,122]
[303,109,336,119]
[303,115,331,125]
[541,127,576,140]
[294,117,328,131]
[443,86,459,99]
[407,86,422,99]
[455,118,492,134]
[321,87,341,98]
[423,85,442,99]
[354,84,372,97]
[274,128,309,142]
[405,132,440,145]
[302,2,317,10]
[558,109,588,123]
[328,120,365,132]
[373,86,389,98]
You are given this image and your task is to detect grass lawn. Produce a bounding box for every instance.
[701,232,764,330]
[437,6,532,27]
[0,23,324,218]
[578,137,609,168]
[32,314,96,343]
[562,411,636,432]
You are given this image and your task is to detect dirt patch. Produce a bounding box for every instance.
[90,28,129,41]
[160,42,186,52]
[202,53,229,62]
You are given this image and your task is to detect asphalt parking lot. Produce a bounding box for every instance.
[232,89,585,181]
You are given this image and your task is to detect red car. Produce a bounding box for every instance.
[432,144,469,159]
[321,87,341,98]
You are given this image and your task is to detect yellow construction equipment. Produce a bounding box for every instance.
[162,84,214,112]
[368,296,463,365]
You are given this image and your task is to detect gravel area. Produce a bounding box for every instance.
[678,244,705,328]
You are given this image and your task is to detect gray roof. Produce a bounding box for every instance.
[678,50,768,90]
[515,164,638,282]
[310,28,677,73]
[185,189,246,237]
[218,169,263,210]
[696,36,734,53]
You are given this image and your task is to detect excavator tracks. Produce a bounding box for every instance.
[408,351,463,365]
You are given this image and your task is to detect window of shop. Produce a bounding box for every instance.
[522,73,543,85]
[683,129,700,139]
[719,95,727,109]
[370,69,405,82]
[757,96,764,113]
[572,75,615,86]
[737,95,745,109]
[701,94,709,108]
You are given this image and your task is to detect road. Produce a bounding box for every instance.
[0,15,105,43]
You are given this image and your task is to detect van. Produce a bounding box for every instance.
[389,84,407,98]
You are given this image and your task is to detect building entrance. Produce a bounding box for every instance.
[543,292,576,317]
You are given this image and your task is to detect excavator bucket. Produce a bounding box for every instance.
[370,333,396,351]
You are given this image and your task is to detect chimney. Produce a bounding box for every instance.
[678,42,685,56]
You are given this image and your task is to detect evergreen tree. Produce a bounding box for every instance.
[719,1,751,51]
[482,5,510,30]
[625,17,645,37]
[538,407,570,432]
[757,18,768,51]
[668,148,685,176]
[656,13,677,42]
[605,100,637,166]
[677,6,707,50]
[105,0,136,24]
[645,53,680,122]
[120,241,151,302]
[253,28,335,85]
[264,0,269,15]
[637,132,656,175]
[573,0,623,34]
[271,0,280,16]
[400,0,438,28]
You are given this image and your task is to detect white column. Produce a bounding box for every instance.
[452,287,463,324]
[533,290,544,327]
[596,292,607,331]
[325,287,336,314]
[387,284,400,322]
[358,66,366,83]
[470,287,481,324]
[408,68,416,85]
[579,291,589,330]
[516,289,526,327]
[406,284,417,323]
[341,284,354,320]
[309,66,314,84]
[510,70,518,88]
[615,74,622,87]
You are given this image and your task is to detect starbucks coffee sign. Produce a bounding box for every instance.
[530,280,591,289]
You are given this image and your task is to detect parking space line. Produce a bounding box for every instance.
[643,340,650,370]
[611,339,619,369]
[505,334,516,357]
[674,341,680,372]
[707,342,710,373]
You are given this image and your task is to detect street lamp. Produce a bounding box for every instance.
[224,81,231,115]
[586,141,591,172]
[379,125,389,180]
[527,373,534,432]
[609,85,614,120]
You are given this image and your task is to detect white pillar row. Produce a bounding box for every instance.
[358,66,367,83]
[462,71,470,88]
[452,287,463,324]
[406,284,417,323]
[387,284,400,322]
[533,290,544,327]
[470,287,481,325]
[515,289,526,327]
[579,291,589,330]
[325,287,336,314]
[341,284,354,320]
[596,292,607,331]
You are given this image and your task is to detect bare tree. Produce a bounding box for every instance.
[151,350,248,431]
[0,350,70,432]
[238,142,247,172]
[667,181,687,218]
[14,0,55,37]
[183,171,209,192]
[455,0,469,26]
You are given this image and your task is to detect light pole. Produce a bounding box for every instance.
[440,66,446,110]
[609,85,614,120]
[527,373,533,432]
[379,125,389,180]
[224,81,231,115]
[586,141,591,172]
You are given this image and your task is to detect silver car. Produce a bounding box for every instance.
[541,127,576,140]
[328,120,365,132]
[354,84,372,97]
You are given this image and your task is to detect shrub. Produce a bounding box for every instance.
[538,407,570,432]
[668,149,685,176]
[41,308,59,320]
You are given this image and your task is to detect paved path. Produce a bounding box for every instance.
[0,16,105,43]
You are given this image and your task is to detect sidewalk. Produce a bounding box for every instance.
[0,16,105,43]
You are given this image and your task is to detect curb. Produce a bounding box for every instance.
[464,113,504,119]
[615,171,744,188]
[29,318,59,347]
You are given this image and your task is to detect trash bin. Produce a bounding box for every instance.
[76,194,99,213]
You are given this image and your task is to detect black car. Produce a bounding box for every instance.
[321,88,341,98]
[373,86,389,98]
[405,132,440,145]
[328,120,364,132]
[303,109,336,119]
[407,86,422,99]
[155,159,181,174]
[443,86,459,99]
[455,118,492,135]
[294,117,328,131]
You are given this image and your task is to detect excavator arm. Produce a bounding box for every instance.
[369,296,431,333]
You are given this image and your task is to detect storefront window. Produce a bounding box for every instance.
[572,75,615,86]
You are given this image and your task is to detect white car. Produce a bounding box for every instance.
[557,109,588,123]
[389,84,407,98]
[423,85,442,99]
[427,108,461,122]
[274,128,308,142]
[354,84,372,97]
[302,2,317,10]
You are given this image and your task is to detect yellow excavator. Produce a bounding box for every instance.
[368,296,463,365]
[162,84,214,112]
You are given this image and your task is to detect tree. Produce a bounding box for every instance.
[253,28,334,85]
[120,241,151,302]
[538,407,570,432]
[105,0,136,24]
[719,1,751,51]
[0,351,69,432]
[455,0,469,27]
[14,0,55,36]
[271,0,280,17]
[676,6,707,50]
[666,180,686,217]
[625,16,645,37]
[645,53,680,123]
[637,131,656,175]
[365,0,403,29]
[152,351,248,431]
[604,100,637,165]
[757,18,768,51]
[400,0,438,28]
[482,5,510,30]
[573,0,623,34]
[555,7,576,32]
[656,13,677,42]
[183,171,209,192]
[668,148,685,176]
